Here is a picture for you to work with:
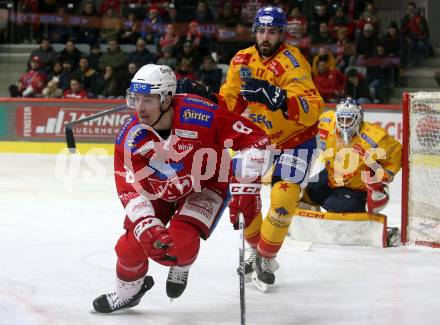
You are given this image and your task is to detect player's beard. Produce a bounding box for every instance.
[256,40,283,58]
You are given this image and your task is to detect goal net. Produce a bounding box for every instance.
[402,92,440,247]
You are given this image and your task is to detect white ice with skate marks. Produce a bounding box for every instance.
[1,153,440,325]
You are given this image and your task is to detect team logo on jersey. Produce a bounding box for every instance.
[149,174,193,201]
[239,67,252,81]
[283,50,300,68]
[180,107,213,128]
[267,60,285,77]
[124,124,148,152]
[184,97,217,109]
[361,133,378,148]
[233,53,252,66]
[298,96,309,113]
[175,128,198,139]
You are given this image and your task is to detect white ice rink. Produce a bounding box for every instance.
[1,153,439,325]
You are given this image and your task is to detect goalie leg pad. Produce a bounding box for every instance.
[258,181,301,257]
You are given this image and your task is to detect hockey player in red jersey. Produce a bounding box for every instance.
[93,64,270,313]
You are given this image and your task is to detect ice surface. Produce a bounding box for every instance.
[1,153,439,325]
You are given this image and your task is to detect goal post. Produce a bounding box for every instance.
[402,92,440,247]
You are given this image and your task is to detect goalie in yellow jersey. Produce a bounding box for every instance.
[302,98,402,245]
[219,6,324,289]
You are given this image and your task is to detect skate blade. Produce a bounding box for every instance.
[251,272,271,293]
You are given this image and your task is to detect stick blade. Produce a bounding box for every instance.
[65,125,76,153]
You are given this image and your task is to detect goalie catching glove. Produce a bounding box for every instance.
[240,78,287,112]
[134,218,174,260]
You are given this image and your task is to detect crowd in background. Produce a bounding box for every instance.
[8,0,434,103]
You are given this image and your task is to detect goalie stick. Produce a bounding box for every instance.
[65,104,130,153]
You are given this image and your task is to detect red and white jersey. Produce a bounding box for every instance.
[114,94,269,229]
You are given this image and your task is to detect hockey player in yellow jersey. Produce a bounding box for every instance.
[304,98,402,217]
[219,6,324,289]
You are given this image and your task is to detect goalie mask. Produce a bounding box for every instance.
[335,98,363,145]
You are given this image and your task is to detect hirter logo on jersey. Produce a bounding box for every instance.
[267,60,285,77]
[233,53,252,66]
[180,107,213,128]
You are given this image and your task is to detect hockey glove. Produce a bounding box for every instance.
[366,181,389,214]
[240,78,287,112]
[229,186,262,230]
[176,77,218,103]
[134,218,174,260]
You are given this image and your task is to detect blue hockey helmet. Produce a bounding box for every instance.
[252,6,287,32]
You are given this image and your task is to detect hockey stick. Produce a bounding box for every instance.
[238,212,246,325]
[65,104,129,153]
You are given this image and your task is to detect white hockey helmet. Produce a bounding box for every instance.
[335,97,363,144]
[127,64,177,106]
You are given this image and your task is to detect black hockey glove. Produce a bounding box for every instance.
[240,78,287,112]
[176,77,218,103]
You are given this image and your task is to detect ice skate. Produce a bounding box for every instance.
[93,276,154,313]
[252,254,276,292]
[166,265,190,299]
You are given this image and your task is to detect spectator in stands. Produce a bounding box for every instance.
[328,5,354,40]
[198,55,223,93]
[356,1,379,36]
[42,80,63,98]
[128,38,157,69]
[311,22,335,45]
[71,56,100,98]
[287,5,308,32]
[47,61,63,84]
[163,3,181,23]
[88,44,102,70]
[335,28,353,71]
[48,5,71,44]
[194,1,216,23]
[355,23,380,59]
[124,62,138,88]
[156,47,177,69]
[29,38,58,75]
[218,1,241,28]
[401,1,434,62]
[175,58,198,81]
[176,40,203,72]
[75,1,100,45]
[98,39,128,76]
[381,21,400,58]
[313,59,345,103]
[140,6,163,44]
[58,40,83,69]
[99,7,122,43]
[345,68,371,104]
[158,24,180,55]
[366,45,393,103]
[119,11,140,44]
[96,65,125,99]
[63,78,88,99]
[308,1,332,40]
[58,59,74,91]
[9,55,46,97]
[99,0,122,16]
[184,21,211,56]
[16,0,39,43]
[312,47,336,76]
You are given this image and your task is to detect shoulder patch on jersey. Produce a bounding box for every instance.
[267,60,285,77]
[233,53,252,66]
[183,96,218,109]
[298,96,309,113]
[124,123,148,152]
[283,50,300,68]
[180,107,213,128]
[116,116,134,144]
[360,133,378,148]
